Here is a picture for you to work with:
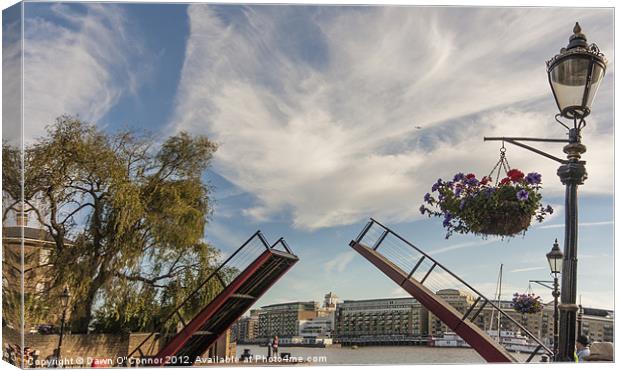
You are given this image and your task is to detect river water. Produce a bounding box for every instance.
[237,345,486,365]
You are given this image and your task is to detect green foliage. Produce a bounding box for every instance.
[5,115,221,333]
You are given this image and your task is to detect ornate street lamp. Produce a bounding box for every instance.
[547,23,607,121]
[546,239,563,275]
[546,23,607,362]
[546,239,563,360]
[485,22,607,361]
[55,287,70,368]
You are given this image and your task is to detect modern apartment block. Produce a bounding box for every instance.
[258,301,319,338]
[334,297,429,341]
[233,309,261,343]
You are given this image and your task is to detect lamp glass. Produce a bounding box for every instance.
[61,288,70,308]
[547,253,563,274]
[549,56,605,118]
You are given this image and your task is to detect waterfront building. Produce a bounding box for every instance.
[322,291,339,311]
[476,300,543,338]
[428,289,476,337]
[579,308,614,343]
[233,309,261,343]
[334,297,429,342]
[258,301,319,338]
[299,315,333,338]
[429,293,613,346]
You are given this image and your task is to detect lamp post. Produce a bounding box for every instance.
[546,239,563,360]
[547,22,606,361]
[55,287,70,368]
[484,23,607,361]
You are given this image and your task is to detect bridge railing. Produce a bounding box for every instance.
[127,230,275,360]
[354,218,553,361]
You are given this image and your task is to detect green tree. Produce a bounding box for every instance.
[8,115,220,333]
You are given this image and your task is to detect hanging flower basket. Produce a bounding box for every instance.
[419,169,553,239]
[512,293,543,314]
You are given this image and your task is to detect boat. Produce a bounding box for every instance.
[486,330,540,353]
[431,332,471,348]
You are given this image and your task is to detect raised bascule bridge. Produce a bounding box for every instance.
[125,231,299,366]
[349,218,554,363]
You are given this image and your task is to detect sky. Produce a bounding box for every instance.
[3,2,615,310]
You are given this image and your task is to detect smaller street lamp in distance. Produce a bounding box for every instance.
[55,287,70,368]
[546,239,563,361]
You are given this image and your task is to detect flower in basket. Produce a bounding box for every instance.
[419,169,553,238]
[512,293,544,314]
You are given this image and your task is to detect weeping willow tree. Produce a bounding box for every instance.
[2,115,223,333]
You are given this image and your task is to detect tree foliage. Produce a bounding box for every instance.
[3,115,221,333]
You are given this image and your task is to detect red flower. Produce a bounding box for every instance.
[480,176,491,185]
[466,173,476,179]
[500,177,511,185]
[507,169,524,181]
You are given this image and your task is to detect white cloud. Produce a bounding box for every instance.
[169,6,613,230]
[508,266,547,273]
[2,15,22,146]
[537,220,613,229]
[429,239,498,256]
[324,251,356,274]
[22,3,146,142]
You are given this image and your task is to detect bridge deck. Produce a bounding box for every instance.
[127,232,298,366]
[350,241,514,362]
[157,249,298,365]
[349,218,553,363]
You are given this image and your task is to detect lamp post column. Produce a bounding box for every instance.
[552,274,560,360]
[56,307,67,367]
[556,128,587,361]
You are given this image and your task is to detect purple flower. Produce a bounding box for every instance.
[454,188,462,197]
[466,178,479,186]
[525,172,542,185]
[516,189,529,201]
[459,199,467,210]
[419,205,426,215]
[453,173,465,182]
[424,193,432,203]
[442,212,453,227]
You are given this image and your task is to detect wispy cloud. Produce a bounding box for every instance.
[509,266,546,273]
[169,5,613,230]
[538,221,613,230]
[429,239,498,256]
[22,3,147,142]
[324,251,356,274]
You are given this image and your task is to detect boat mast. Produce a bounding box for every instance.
[497,264,503,341]
[487,263,503,335]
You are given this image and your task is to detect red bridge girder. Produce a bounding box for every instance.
[350,241,515,362]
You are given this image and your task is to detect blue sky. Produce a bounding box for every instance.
[10,3,614,310]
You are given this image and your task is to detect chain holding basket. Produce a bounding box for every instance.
[487,142,511,186]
